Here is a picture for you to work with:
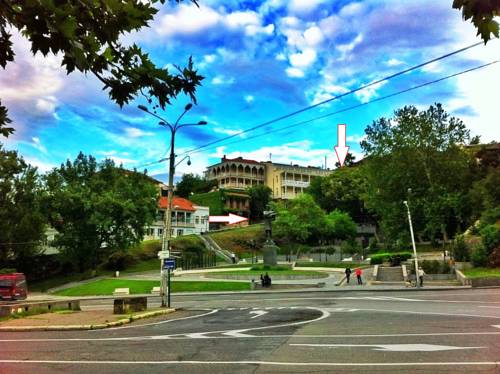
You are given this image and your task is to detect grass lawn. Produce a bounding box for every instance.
[53,279,250,296]
[462,268,500,279]
[121,258,159,274]
[295,262,366,268]
[209,269,326,277]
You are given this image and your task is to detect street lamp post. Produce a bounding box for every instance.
[138,103,207,307]
[403,193,419,288]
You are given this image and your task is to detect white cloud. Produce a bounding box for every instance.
[354,80,387,103]
[286,67,305,78]
[155,5,274,38]
[386,58,404,67]
[213,127,245,137]
[336,33,363,59]
[35,96,58,116]
[288,0,326,15]
[212,140,330,168]
[303,26,324,47]
[275,52,287,61]
[23,156,55,173]
[211,75,235,85]
[289,48,317,68]
[346,134,367,144]
[124,127,154,138]
[30,137,47,154]
[339,2,365,17]
[244,95,255,103]
[157,5,220,37]
[309,83,349,105]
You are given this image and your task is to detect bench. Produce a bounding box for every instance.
[151,286,161,295]
[113,288,130,296]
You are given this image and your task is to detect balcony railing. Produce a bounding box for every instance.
[282,180,310,188]
[211,172,264,180]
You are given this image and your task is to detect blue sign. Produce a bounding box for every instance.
[163,259,175,270]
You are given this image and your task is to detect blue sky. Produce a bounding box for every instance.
[1,0,499,181]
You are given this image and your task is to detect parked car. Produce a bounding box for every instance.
[0,273,28,300]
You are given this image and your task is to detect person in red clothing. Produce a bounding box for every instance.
[355,268,363,285]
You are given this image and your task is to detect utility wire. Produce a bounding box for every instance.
[141,58,499,164]
[174,42,482,157]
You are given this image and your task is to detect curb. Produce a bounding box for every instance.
[0,308,175,332]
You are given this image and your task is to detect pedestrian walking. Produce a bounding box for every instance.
[264,273,271,288]
[355,268,363,285]
[231,253,236,264]
[418,267,425,287]
[345,267,352,284]
[260,274,265,288]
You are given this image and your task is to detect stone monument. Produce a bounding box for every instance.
[262,207,279,266]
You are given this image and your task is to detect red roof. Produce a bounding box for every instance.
[159,196,196,211]
[221,156,260,165]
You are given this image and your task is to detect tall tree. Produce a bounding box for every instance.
[306,166,368,221]
[360,104,474,243]
[247,184,272,222]
[0,144,46,269]
[44,153,158,272]
[0,0,203,136]
[176,173,217,198]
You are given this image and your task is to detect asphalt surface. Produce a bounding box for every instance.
[1,288,500,373]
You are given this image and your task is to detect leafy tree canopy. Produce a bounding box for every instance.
[0,0,203,136]
[0,144,46,269]
[247,184,272,222]
[453,0,500,43]
[44,152,158,272]
[361,103,474,243]
[175,173,217,198]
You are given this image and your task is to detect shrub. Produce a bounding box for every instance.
[488,247,500,268]
[471,245,488,267]
[370,251,412,265]
[480,225,500,255]
[421,260,439,274]
[104,252,135,271]
[453,235,470,262]
[441,261,451,274]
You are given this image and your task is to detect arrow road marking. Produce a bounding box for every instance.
[290,343,486,352]
[249,310,269,319]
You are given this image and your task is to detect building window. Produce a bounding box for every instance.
[157,228,163,236]
[177,229,183,236]
[195,216,200,224]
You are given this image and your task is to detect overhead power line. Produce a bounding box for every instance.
[141,58,499,165]
[174,42,482,157]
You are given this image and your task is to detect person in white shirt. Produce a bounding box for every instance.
[418,267,425,287]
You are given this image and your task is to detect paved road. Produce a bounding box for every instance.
[1,288,500,373]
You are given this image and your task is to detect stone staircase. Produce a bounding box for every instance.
[376,266,404,283]
[199,234,233,263]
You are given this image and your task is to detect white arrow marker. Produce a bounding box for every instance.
[249,310,269,319]
[290,344,485,352]
[492,325,500,329]
[209,213,248,225]
[334,124,350,167]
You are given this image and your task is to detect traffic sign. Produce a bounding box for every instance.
[157,250,170,259]
[163,259,175,270]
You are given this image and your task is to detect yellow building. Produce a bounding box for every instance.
[205,156,332,200]
[264,162,332,200]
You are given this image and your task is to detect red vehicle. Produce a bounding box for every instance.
[0,273,28,300]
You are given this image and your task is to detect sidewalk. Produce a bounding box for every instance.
[0,307,175,331]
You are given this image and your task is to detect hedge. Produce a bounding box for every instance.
[370,251,413,265]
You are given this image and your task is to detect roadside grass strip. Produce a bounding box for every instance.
[462,268,500,279]
[53,279,250,296]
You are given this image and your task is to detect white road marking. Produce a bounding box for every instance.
[492,325,500,329]
[249,310,268,319]
[479,306,500,309]
[362,308,500,319]
[91,309,219,331]
[1,359,499,367]
[289,343,486,352]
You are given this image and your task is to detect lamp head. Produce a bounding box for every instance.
[198,120,207,125]
[138,105,148,112]
[185,103,193,111]
[403,200,408,206]
[187,159,192,166]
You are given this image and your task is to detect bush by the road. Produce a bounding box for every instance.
[370,251,413,265]
[420,260,452,274]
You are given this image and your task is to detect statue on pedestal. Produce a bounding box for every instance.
[262,206,279,266]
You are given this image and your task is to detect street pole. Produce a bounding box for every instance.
[404,200,419,288]
[138,104,206,308]
[161,129,176,308]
